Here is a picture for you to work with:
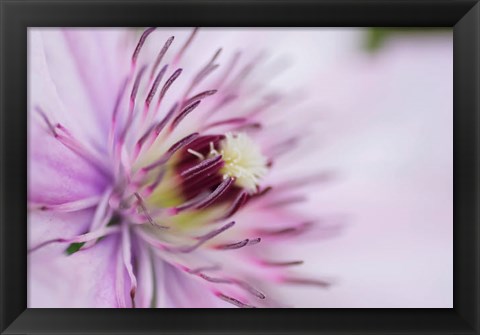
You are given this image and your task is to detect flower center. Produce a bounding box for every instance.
[210,132,268,194]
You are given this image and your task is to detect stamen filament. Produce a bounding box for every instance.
[215,292,255,308]
[131,27,156,70]
[170,100,201,131]
[173,27,198,65]
[194,176,234,210]
[177,221,235,253]
[121,223,138,308]
[28,225,121,253]
[30,195,101,213]
[150,36,174,80]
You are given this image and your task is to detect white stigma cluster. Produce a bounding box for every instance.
[210,132,268,194]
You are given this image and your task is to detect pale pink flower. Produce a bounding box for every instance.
[285,33,453,307]
[28,28,341,308]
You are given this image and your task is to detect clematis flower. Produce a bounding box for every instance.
[28,28,342,308]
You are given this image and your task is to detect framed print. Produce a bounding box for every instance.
[1,0,479,334]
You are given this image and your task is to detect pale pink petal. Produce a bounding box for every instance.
[28,235,121,308]
[28,208,94,249]
[28,120,108,205]
[32,28,130,146]
[154,260,230,308]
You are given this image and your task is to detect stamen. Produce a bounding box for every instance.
[173,172,231,213]
[145,64,168,109]
[246,93,281,119]
[83,208,113,250]
[214,51,241,89]
[255,222,313,237]
[144,168,167,196]
[224,60,256,93]
[214,237,260,250]
[235,280,266,299]
[141,64,169,127]
[262,195,307,208]
[168,132,200,154]
[188,265,221,274]
[249,186,272,200]
[90,189,113,230]
[198,273,232,284]
[180,154,223,180]
[133,103,178,161]
[217,132,268,193]
[124,65,148,134]
[116,242,127,308]
[131,27,156,69]
[261,260,304,267]
[170,100,201,131]
[280,277,331,288]
[111,77,129,125]
[130,65,147,105]
[28,225,121,253]
[190,49,222,89]
[202,117,247,131]
[215,292,255,308]
[205,93,238,118]
[209,142,218,155]
[216,239,248,250]
[182,176,224,203]
[173,27,198,65]
[109,77,130,154]
[196,220,235,240]
[177,221,235,253]
[135,229,170,251]
[150,36,174,80]
[232,122,262,133]
[133,192,169,229]
[188,65,219,99]
[154,68,183,113]
[248,237,261,245]
[117,65,148,163]
[154,102,178,136]
[167,193,205,215]
[267,137,299,158]
[148,248,158,308]
[134,124,156,159]
[184,90,217,108]
[196,273,265,299]
[35,106,57,136]
[30,195,101,212]
[72,187,112,250]
[176,135,224,165]
[218,191,248,220]
[140,132,199,174]
[187,148,205,160]
[194,176,234,210]
[53,124,111,179]
[36,108,110,178]
[179,49,221,108]
[121,223,137,308]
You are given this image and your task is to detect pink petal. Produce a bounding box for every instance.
[30,28,130,146]
[28,208,94,249]
[154,260,230,308]
[28,235,121,308]
[28,120,108,205]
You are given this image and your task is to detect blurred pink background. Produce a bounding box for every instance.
[256,28,453,308]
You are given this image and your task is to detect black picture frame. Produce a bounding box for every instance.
[1,0,478,334]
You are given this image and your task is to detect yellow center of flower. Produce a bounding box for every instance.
[210,132,268,194]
